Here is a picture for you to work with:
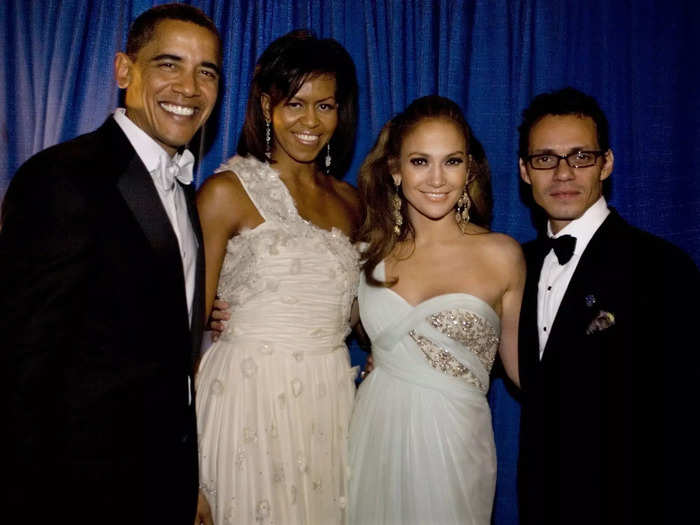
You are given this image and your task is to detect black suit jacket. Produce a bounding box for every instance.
[0,118,205,524]
[518,210,700,525]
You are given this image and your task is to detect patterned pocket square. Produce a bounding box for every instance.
[586,310,615,335]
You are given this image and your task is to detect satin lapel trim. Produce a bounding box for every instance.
[116,156,192,342]
[521,241,547,382]
[181,182,205,362]
[116,155,183,269]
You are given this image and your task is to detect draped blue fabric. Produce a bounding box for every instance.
[2,1,698,523]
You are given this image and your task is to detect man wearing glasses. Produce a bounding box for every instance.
[515,87,699,524]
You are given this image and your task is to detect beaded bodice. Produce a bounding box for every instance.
[214,155,359,348]
[358,261,500,395]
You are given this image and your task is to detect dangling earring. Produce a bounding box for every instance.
[455,188,471,232]
[265,118,272,159]
[325,143,332,173]
[455,155,473,233]
[392,181,403,235]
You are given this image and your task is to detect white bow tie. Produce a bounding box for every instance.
[153,150,195,191]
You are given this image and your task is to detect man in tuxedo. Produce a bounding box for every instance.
[0,4,220,524]
[516,87,699,524]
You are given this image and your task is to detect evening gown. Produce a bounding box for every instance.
[196,155,359,525]
[348,261,501,525]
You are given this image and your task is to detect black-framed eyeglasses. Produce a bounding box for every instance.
[525,150,605,170]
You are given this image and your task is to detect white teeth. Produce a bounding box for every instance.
[160,103,194,116]
[295,133,320,144]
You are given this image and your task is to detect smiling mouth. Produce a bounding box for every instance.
[422,192,449,200]
[294,132,321,145]
[160,102,195,117]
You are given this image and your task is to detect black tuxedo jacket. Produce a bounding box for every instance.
[0,118,205,524]
[517,210,700,524]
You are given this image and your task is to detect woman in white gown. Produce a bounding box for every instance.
[195,30,361,525]
[348,96,525,525]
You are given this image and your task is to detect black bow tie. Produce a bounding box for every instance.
[544,234,576,265]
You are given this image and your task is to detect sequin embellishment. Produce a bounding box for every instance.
[409,309,499,393]
[409,330,487,392]
[428,309,499,372]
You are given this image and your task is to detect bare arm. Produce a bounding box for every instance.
[196,171,254,322]
[496,238,526,388]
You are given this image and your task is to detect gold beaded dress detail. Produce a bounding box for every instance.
[348,261,500,525]
[196,155,359,525]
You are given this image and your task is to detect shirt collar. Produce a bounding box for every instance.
[547,196,610,256]
[112,108,191,173]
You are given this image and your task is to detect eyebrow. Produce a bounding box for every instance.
[151,54,221,75]
[407,150,466,157]
[530,146,594,155]
[289,94,337,102]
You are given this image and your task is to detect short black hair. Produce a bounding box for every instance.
[237,29,358,178]
[518,87,610,158]
[125,3,221,59]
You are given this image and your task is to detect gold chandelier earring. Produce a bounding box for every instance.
[455,188,471,232]
[392,181,403,235]
[455,155,473,233]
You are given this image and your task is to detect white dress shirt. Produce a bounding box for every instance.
[537,196,610,357]
[113,109,197,326]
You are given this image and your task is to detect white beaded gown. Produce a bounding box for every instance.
[348,261,501,525]
[196,156,359,525]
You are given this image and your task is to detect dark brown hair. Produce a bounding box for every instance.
[236,29,358,178]
[357,95,493,286]
[518,87,610,158]
[126,3,221,59]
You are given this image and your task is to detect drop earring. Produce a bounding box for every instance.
[455,155,472,233]
[455,189,471,232]
[265,118,272,159]
[325,143,332,173]
[392,181,403,235]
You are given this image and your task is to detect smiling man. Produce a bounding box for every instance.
[0,4,220,524]
[516,88,699,525]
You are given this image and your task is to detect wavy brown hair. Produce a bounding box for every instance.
[357,95,493,286]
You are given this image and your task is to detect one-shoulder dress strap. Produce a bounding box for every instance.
[215,155,298,224]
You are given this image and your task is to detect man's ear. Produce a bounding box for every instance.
[600,149,614,182]
[260,94,271,121]
[114,52,132,89]
[518,158,532,185]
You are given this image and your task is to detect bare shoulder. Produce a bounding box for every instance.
[197,170,261,233]
[197,170,244,203]
[468,229,525,269]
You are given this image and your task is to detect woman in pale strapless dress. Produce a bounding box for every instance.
[348,95,525,525]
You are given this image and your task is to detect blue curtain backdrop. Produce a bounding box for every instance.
[2,1,699,523]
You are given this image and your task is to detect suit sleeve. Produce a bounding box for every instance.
[0,160,97,487]
[659,244,700,521]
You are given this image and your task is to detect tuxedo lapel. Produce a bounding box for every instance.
[182,182,205,362]
[541,214,618,361]
[520,239,548,390]
[100,119,191,331]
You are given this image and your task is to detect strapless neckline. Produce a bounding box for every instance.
[378,260,499,318]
